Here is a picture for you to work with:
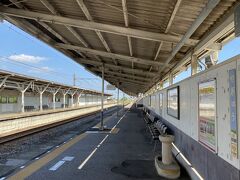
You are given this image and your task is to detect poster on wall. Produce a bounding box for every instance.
[167,86,180,119]
[229,69,238,158]
[198,79,216,152]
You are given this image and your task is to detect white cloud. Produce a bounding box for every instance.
[41,66,54,72]
[8,54,46,63]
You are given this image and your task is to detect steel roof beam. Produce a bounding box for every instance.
[76,0,118,65]
[105,75,147,86]
[160,3,235,82]
[149,0,182,72]
[0,6,198,46]
[157,0,220,75]
[8,0,86,58]
[121,0,133,57]
[76,58,157,77]
[56,43,164,66]
[90,67,151,82]
[39,0,90,59]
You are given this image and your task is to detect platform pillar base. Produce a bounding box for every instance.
[155,155,180,179]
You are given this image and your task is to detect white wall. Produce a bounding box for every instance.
[143,55,240,169]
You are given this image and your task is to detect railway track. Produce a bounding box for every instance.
[0,104,117,144]
[0,105,123,178]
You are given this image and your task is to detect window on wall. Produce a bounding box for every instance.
[8,96,18,103]
[159,93,163,115]
[167,86,180,119]
[0,96,7,104]
[198,79,217,152]
[151,95,156,109]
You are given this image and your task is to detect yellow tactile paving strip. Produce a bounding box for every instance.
[8,110,120,180]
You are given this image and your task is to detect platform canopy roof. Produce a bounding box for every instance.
[0,0,238,95]
[0,70,112,96]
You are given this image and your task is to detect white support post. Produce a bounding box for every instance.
[100,64,105,130]
[191,54,198,75]
[70,89,78,107]
[18,81,33,113]
[63,94,66,108]
[52,87,61,110]
[37,84,49,111]
[21,91,25,113]
[53,93,56,110]
[77,89,85,107]
[39,92,43,111]
[62,88,71,108]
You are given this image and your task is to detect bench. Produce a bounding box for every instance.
[38,105,49,110]
[143,108,169,151]
[24,106,35,112]
[144,112,160,140]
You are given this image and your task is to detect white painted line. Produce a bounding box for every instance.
[62,156,74,161]
[85,131,100,134]
[99,135,109,145]
[0,177,6,180]
[78,148,97,170]
[49,161,65,171]
[77,109,130,171]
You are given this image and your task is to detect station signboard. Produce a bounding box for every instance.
[106,84,116,90]
[229,69,238,158]
[198,79,217,152]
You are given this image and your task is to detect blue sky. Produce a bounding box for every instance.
[0,21,123,98]
[0,20,240,95]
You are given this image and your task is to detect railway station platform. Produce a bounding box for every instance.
[5,104,189,180]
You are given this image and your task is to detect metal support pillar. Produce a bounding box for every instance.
[70,89,78,107]
[21,91,25,113]
[100,65,105,130]
[18,81,33,113]
[52,87,61,110]
[62,88,70,108]
[71,95,74,107]
[117,83,120,116]
[39,92,43,111]
[36,84,49,111]
[53,93,56,110]
[159,81,163,90]
[169,73,173,85]
[122,92,125,109]
[191,54,198,75]
[63,94,66,108]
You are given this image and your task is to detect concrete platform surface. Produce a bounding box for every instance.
[7,105,190,180]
